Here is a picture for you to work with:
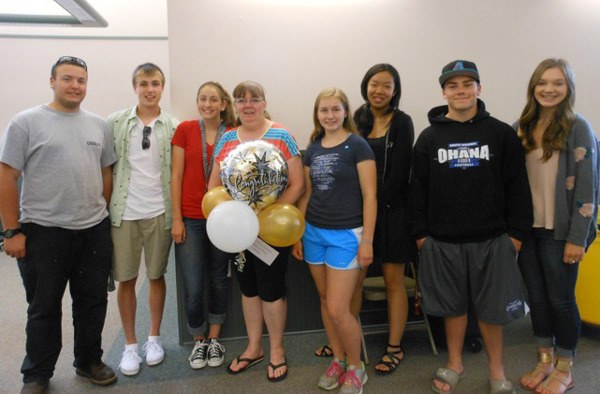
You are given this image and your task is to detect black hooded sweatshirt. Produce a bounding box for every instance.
[409,99,532,243]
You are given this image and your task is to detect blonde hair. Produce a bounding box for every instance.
[309,88,357,143]
[518,58,576,160]
[131,63,165,86]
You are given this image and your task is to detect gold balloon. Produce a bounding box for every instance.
[202,186,233,218]
[220,140,288,213]
[258,203,305,247]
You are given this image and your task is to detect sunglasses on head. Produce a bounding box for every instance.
[51,56,88,74]
[142,126,152,150]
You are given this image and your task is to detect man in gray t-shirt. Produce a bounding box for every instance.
[0,56,118,392]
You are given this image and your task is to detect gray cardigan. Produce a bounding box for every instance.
[515,114,599,248]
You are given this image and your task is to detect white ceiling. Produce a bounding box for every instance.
[0,0,69,15]
[0,0,167,36]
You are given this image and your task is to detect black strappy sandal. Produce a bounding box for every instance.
[374,344,404,375]
[314,344,333,358]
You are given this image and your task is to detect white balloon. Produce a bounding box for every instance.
[207,200,259,253]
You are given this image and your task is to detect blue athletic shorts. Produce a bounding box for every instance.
[302,222,362,270]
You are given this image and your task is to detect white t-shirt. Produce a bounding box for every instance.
[122,119,165,220]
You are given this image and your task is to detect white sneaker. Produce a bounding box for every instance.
[143,338,165,366]
[207,338,225,367]
[339,363,368,394]
[119,347,142,376]
[189,339,209,369]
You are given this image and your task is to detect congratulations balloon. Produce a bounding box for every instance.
[220,140,288,212]
[207,200,259,253]
[202,186,233,218]
[258,203,305,247]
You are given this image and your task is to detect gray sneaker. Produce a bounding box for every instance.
[318,358,346,390]
[188,340,209,369]
[339,363,367,394]
[207,338,226,367]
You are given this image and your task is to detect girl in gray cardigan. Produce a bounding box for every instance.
[515,58,599,394]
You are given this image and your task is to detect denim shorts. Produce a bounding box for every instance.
[302,222,362,270]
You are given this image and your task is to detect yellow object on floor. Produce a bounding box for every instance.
[576,212,600,326]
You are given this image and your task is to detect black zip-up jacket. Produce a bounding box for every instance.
[355,108,414,209]
[409,99,533,243]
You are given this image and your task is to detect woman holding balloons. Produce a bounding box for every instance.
[170,81,236,370]
[292,88,376,394]
[208,81,304,382]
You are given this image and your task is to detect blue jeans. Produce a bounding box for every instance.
[518,228,580,357]
[18,218,112,383]
[175,218,229,336]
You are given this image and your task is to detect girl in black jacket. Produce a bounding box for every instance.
[354,63,416,375]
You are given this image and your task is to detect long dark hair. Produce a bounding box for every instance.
[518,58,576,160]
[354,63,402,136]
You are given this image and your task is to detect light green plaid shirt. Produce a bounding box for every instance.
[108,106,179,229]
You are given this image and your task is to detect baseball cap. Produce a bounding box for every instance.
[439,60,479,87]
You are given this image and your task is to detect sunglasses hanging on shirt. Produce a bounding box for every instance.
[142,126,152,150]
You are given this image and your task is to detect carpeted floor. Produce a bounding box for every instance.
[1,251,599,393]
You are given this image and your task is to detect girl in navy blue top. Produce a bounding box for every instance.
[293,88,376,393]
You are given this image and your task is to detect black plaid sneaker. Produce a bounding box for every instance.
[188,340,209,369]
[207,338,226,367]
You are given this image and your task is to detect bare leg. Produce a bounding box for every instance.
[228,295,264,372]
[148,276,166,337]
[314,267,365,357]
[309,265,345,359]
[350,267,367,317]
[117,278,138,345]
[263,298,287,379]
[375,263,407,372]
[433,315,467,392]
[192,325,222,342]
[207,324,222,339]
[478,320,506,381]
[326,267,363,368]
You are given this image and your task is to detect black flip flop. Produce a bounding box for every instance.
[267,359,288,382]
[227,354,264,374]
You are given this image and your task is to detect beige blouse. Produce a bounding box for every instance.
[526,148,559,229]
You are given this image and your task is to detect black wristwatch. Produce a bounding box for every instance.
[3,228,22,238]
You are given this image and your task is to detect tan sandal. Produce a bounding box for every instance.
[538,357,575,394]
[520,351,553,391]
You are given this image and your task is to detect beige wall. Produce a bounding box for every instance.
[0,0,170,136]
[0,0,168,37]
[168,0,600,148]
[1,1,599,145]
[0,38,171,134]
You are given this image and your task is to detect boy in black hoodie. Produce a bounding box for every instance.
[409,60,532,394]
